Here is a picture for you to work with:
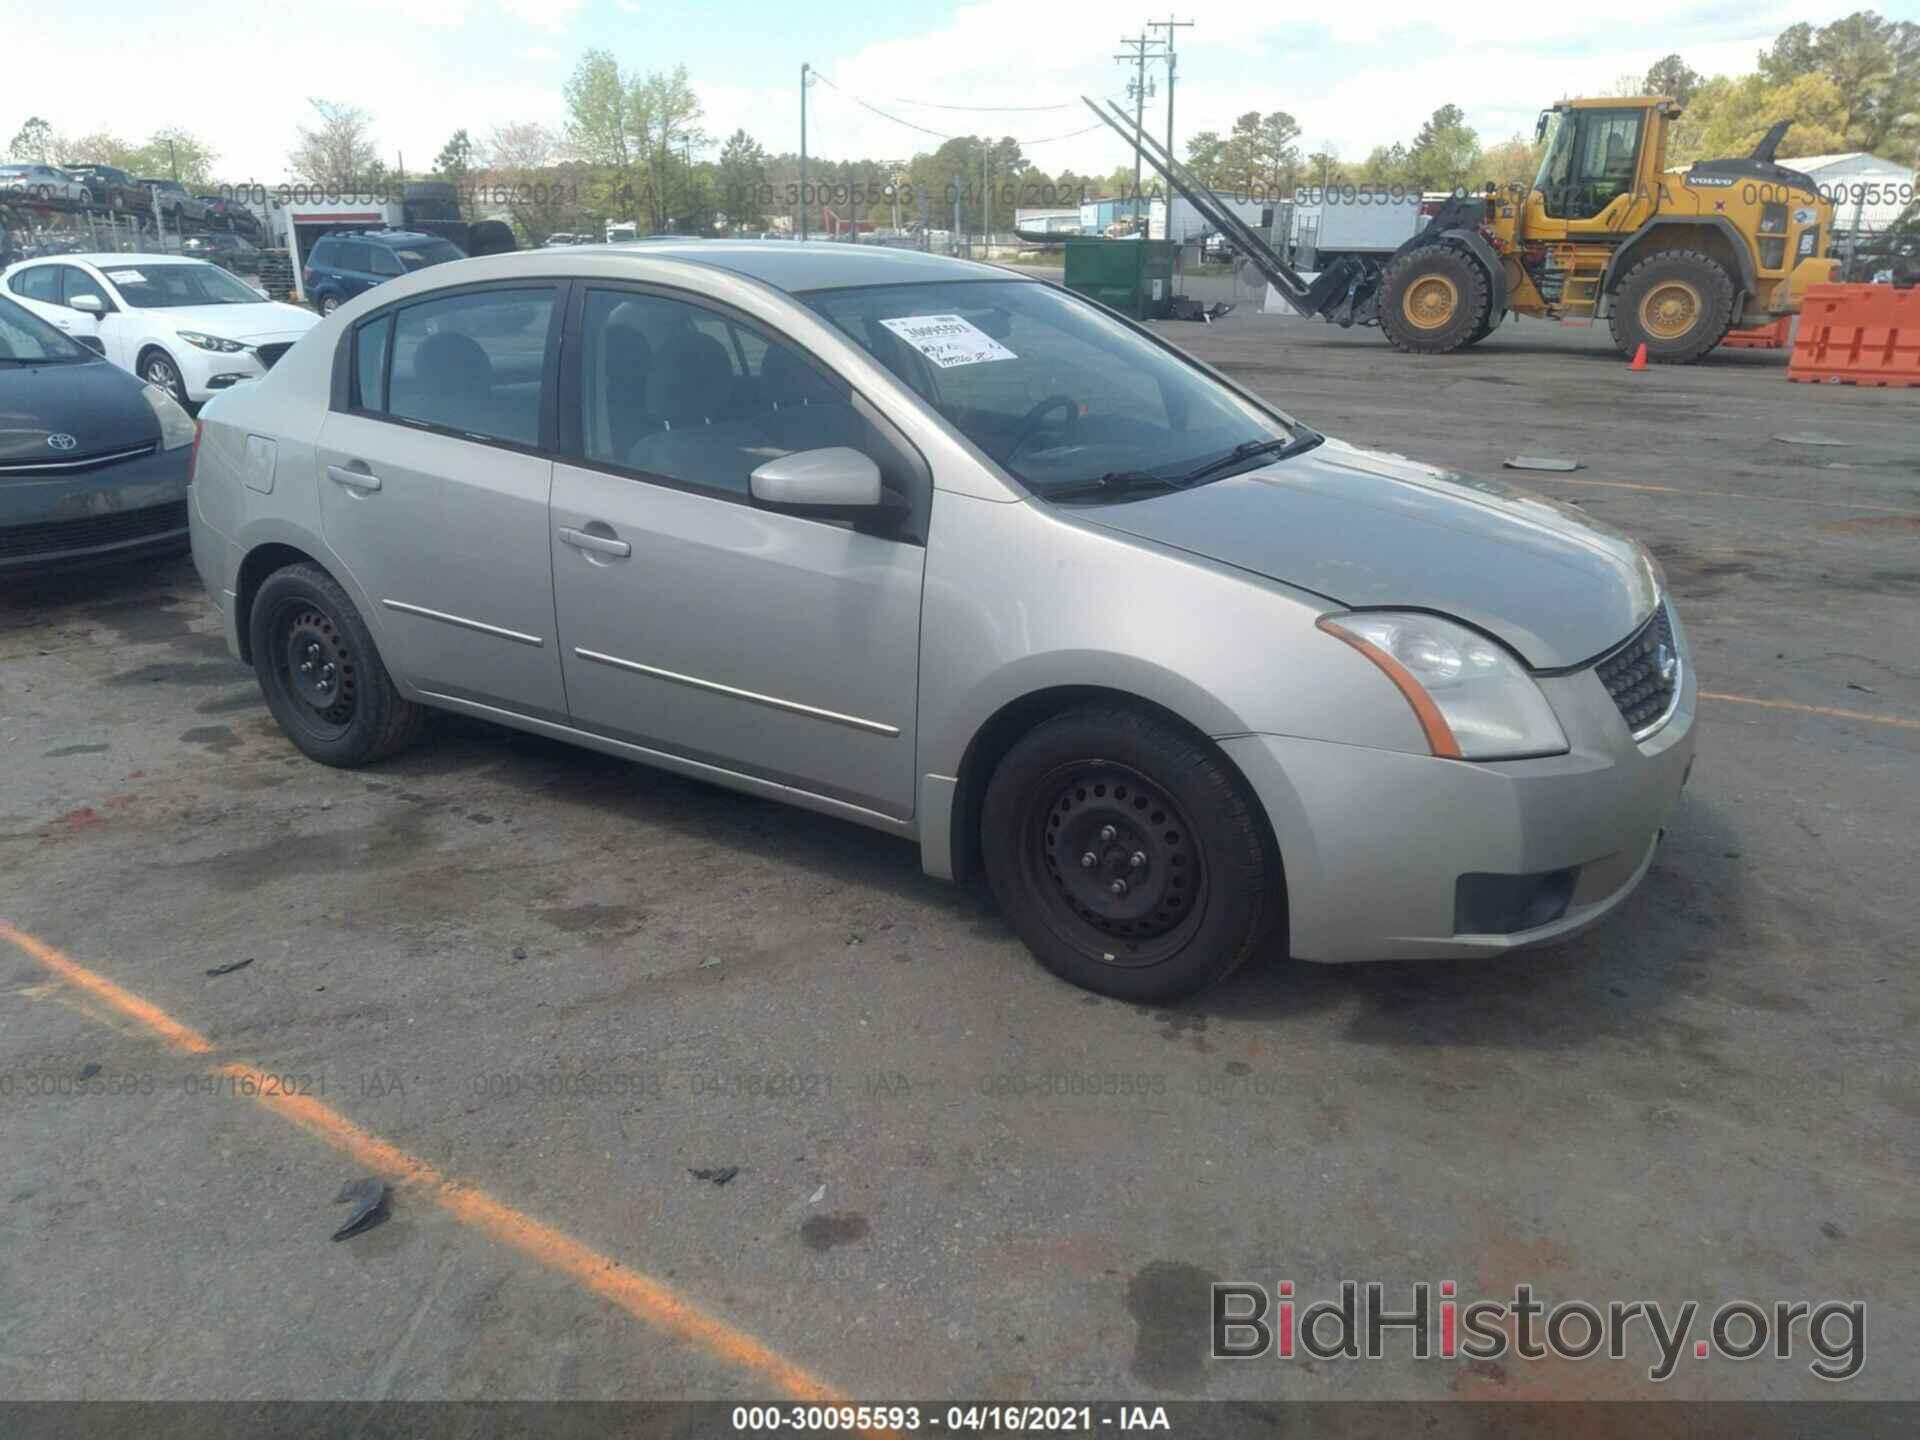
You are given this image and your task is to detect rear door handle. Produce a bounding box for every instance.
[557,526,631,558]
[327,464,382,492]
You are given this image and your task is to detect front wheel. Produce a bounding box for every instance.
[249,564,426,767]
[981,707,1283,1002]
[139,350,189,406]
[1377,244,1492,354]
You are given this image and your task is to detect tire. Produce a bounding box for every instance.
[249,563,426,768]
[1460,307,1502,347]
[319,294,341,316]
[1377,243,1492,354]
[138,348,189,406]
[1607,248,1737,364]
[76,187,93,206]
[980,706,1283,1003]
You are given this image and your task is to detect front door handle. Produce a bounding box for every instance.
[327,463,382,492]
[557,526,631,559]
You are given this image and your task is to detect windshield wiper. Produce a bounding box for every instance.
[1175,432,1322,486]
[1039,470,1183,501]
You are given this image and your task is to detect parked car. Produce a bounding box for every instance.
[63,164,144,211]
[2,253,317,405]
[182,232,263,268]
[0,291,197,575]
[138,179,210,226]
[186,243,1695,1001]
[302,229,465,314]
[195,193,263,240]
[0,164,92,204]
[544,233,579,246]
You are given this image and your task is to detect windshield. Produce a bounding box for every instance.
[0,294,94,363]
[800,280,1294,496]
[1534,110,1576,194]
[102,262,265,307]
[391,239,463,271]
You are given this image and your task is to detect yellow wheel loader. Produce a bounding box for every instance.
[1085,97,1838,364]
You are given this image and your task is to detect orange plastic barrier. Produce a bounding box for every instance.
[1721,316,1792,349]
[1787,284,1920,388]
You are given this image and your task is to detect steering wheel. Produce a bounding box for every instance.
[1005,393,1080,461]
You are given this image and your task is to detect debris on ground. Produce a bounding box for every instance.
[1772,433,1850,447]
[205,958,254,977]
[809,1184,827,1204]
[688,1166,739,1185]
[331,1178,389,1241]
[1503,457,1583,472]
[698,956,721,969]
[77,1063,100,1080]
[511,946,527,961]
[1847,682,1876,693]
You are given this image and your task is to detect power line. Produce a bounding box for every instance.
[810,71,1116,147]
[881,97,1088,112]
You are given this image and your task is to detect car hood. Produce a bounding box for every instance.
[1074,437,1659,669]
[143,302,317,343]
[0,359,157,461]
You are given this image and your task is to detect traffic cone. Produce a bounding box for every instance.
[1629,343,1649,371]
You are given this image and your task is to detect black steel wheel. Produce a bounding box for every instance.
[249,563,425,767]
[1026,762,1208,967]
[982,706,1283,1002]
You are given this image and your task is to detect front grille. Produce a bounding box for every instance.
[1594,603,1680,737]
[254,343,292,370]
[0,500,188,561]
[0,442,157,477]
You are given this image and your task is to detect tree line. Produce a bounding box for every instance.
[9,10,1912,243]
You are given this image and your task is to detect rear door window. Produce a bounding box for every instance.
[60,268,110,309]
[386,287,555,447]
[10,265,59,302]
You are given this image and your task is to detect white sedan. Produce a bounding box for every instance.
[0,253,317,404]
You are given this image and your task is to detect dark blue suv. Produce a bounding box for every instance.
[303,230,464,315]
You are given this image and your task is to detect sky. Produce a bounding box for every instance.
[0,0,1895,187]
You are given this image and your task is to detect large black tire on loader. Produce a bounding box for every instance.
[1607,249,1738,364]
[1377,244,1493,355]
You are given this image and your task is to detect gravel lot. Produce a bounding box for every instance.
[2,312,1915,1409]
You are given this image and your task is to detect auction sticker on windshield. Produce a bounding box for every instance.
[879,314,1017,368]
[107,270,146,284]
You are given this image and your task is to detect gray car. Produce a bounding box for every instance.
[187,243,1695,1000]
[0,293,198,574]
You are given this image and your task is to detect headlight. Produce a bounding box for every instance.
[1318,611,1568,760]
[176,330,247,353]
[141,382,198,450]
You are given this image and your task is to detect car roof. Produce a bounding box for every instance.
[7,253,216,268]
[429,240,1014,293]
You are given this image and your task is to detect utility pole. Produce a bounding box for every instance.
[1115,35,1164,232]
[1147,16,1192,189]
[799,62,811,241]
[168,138,178,182]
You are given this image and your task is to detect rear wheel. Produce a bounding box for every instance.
[1607,249,1737,364]
[981,707,1283,1002]
[249,564,425,767]
[319,294,341,316]
[1378,244,1493,354]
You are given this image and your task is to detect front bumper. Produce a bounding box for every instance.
[173,332,306,401]
[1221,640,1697,963]
[0,443,194,575]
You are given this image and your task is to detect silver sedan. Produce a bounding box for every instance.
[187,243,1695,1001]
[0,164,92,204]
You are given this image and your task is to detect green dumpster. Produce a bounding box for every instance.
[1062,237,1178,320]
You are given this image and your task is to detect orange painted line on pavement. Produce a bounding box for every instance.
[1700,692,1920,732]
[1527,476,1920,516]
[1,920,213,1055]
[1,922,845,1404]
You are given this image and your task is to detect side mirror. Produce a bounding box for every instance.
[69,293,105,315]
[750,446,882,510]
